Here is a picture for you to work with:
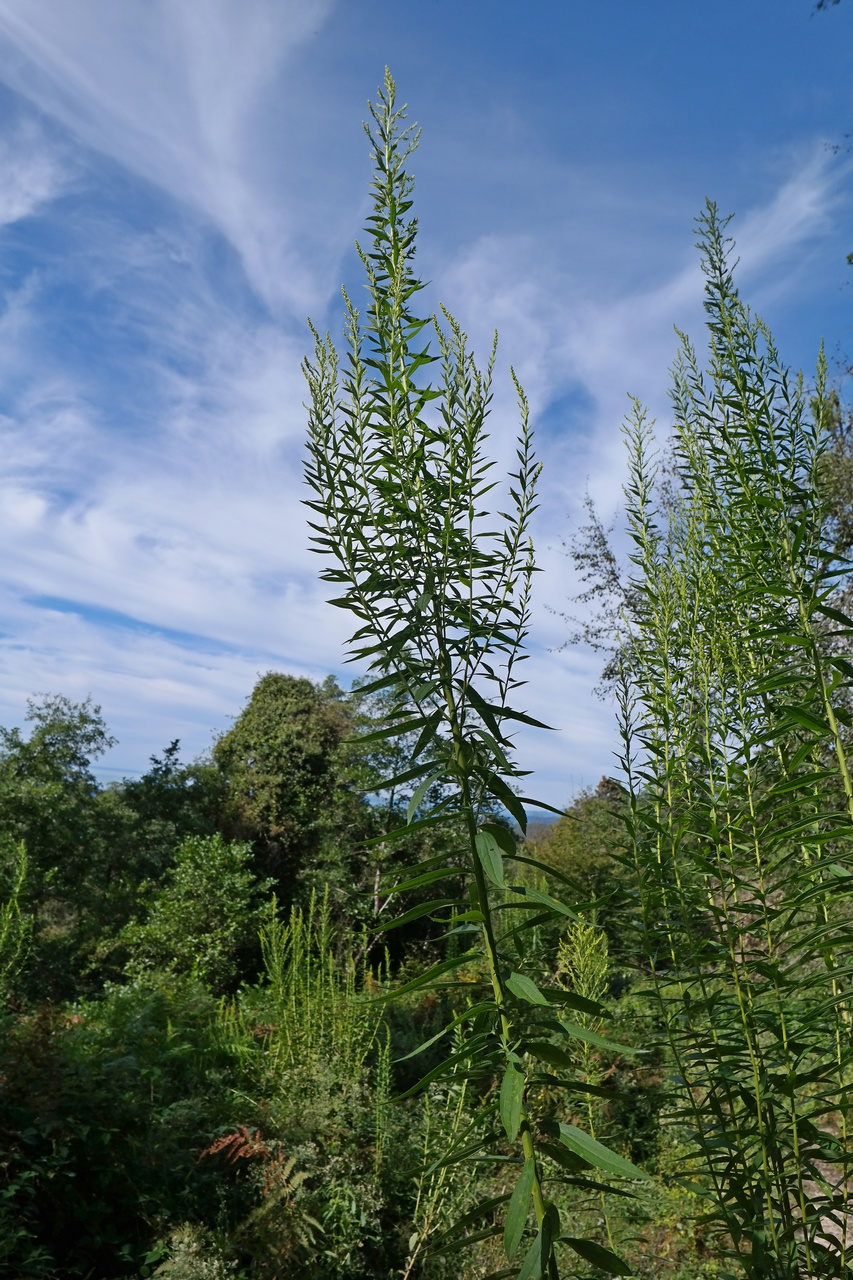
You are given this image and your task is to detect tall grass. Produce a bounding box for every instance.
[258,892,384,1084]
[217,891,388,1123]
[214,892,392,1275]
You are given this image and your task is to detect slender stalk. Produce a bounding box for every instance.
[304,72,642,1279]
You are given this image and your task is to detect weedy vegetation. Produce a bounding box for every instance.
[0,70,852,1280]
[304,69,646,1280]
[618,208,853,1278]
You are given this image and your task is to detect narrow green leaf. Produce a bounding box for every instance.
[412,680,439,701]
[516,1226,544,1280]
[500,1063,525,1142]
[829,655,853,678]
[394,1001,496,1063]
[373,951,480,1003]
[446,909,486,924]
[388,866,460,894]
[503,1159,535,1260]
[507,852,581,895]
[407,768,443,823]
[507,885,579,921]
[465,683,508,742]
[505,971,549,1006]
[558,1023,637,1055]
[354,717,426,744]
[363,760,437,794]
[481,769,528,832]
[349,671,403,696]
[357,815,450,847]
[396,1032,494,1099]
[517,796,567,818]
[562,1237,634,1274]
[482,821,517,857]
[423,1099,500,1177]
[517,1205,558,1280]
[539,1141,591,1173]
[474,829,504,887]
[498,706,555,730]
[428,1226,503,1257]
[523,1041,573,1070]
[817,602,853,628]
[371,898,458,933]
[429,1193,512,1251]
[541,989,609,1019]
[559,1123,648,1179]
[411,708,442,760]
[777,704,830,736]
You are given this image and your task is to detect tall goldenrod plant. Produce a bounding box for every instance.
[620,204,853,1280]
[304,71,643,1280]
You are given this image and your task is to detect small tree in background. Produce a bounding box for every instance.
[120,833,272,990]
[213,673,368,905]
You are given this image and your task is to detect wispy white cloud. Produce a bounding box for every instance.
[734,145,844,287]
[0,135,844,799]
[438,142,849,516]
[0,582,340,776]
[0,315,335,647]
[0,0,341,312]
[0,118,66,225]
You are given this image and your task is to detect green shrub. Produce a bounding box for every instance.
[119,834,272,991]
[0,978,239,1277]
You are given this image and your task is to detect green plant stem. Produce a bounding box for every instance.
[448,682,553,1250]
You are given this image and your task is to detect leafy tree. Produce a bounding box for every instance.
[530,780,641,971]
[212,673,368,903]
[119,833,273,991]
[114,739,225,879]
[0,841,30,999]
[0,694,119,998]
[531,781,624,900]
[818,386,853,555]
[0,979,239,1278]
[0,693,115,897]
[0,698,231,999]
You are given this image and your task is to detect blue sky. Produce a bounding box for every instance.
[0,0,849,805]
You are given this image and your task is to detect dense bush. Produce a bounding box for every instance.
[118,834,273,990]
[0,979,236,1276]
